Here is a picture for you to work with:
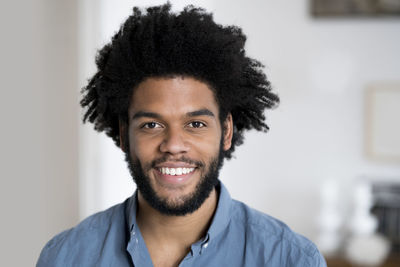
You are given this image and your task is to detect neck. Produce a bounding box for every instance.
[136,188,218,246]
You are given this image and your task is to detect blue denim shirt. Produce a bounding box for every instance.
[37,182,326,266]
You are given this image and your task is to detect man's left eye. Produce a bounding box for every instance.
[188,121,205,128]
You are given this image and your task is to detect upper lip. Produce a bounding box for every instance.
[155,162,197,168]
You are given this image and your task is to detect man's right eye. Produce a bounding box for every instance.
[142,122,162,129]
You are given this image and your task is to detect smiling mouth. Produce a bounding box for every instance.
[157,167,196,176]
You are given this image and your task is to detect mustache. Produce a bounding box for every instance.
[150,156,204,168]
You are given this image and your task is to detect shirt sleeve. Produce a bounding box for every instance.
[312,249,327,267]
[36,241,57,267]
[36,229,71,267]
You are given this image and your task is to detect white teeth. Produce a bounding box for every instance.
[159,167,195,176]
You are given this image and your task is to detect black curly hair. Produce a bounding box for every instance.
[81,2,279,159]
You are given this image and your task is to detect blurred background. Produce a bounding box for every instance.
[1,0,400,266]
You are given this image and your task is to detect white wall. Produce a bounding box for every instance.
[82,0,400,243]
[0,0,79,265]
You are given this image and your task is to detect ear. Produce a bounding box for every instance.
[222,113,233,151]
[119,119,127,153]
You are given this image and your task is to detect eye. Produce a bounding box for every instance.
[188,121,206,128]
[142,122,162,129]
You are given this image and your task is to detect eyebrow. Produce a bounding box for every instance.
[131,108,215,121]
[187,109,215,118]
[132,111,161,121]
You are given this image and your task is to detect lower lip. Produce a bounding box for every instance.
[154,169,196,186]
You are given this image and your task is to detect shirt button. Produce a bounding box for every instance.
[203,242,208,249]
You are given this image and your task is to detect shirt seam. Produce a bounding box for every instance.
[240,218,318,259]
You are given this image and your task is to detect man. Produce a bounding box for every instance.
[37,3,326,266]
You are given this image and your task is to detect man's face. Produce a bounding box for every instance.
[122,76,232,216]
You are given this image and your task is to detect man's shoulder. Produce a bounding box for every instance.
[37,200,128,266]
[229,199,326,266]
[230,199,313,248]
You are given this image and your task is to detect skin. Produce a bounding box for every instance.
[119,76,233,267]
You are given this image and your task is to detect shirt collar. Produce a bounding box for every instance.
[125,180,232,242]
[125,190,138,234]
[206,181,232,241]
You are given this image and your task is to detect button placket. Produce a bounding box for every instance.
[199,234,210,255]
[131,225,139,245]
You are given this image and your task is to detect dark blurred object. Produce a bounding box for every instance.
[371,181,400,253]
[311,0,400,17]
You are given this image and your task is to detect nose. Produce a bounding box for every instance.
[159,127,189,155]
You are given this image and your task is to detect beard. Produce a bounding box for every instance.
[124,136,225,216]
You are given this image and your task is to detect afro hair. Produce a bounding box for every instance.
[81,2,279,159]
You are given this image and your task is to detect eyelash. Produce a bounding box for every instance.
[141,122,162,129]
[188,121,206,128]
[140,121,206,129]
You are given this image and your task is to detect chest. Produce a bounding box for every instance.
[147,244,190,267]
[129,234,263,267]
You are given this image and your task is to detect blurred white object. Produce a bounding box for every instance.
[345,234,390,267]
[345,180,391,266]
[316,179,343,256]
[348,181,377,235]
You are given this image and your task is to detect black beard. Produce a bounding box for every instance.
[124,138,224,216]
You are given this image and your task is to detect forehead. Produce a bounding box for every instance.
[129,76,219,116]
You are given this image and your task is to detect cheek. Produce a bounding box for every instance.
[128,132,157,163]
[190,132,221,156]
[128,126,222,161]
